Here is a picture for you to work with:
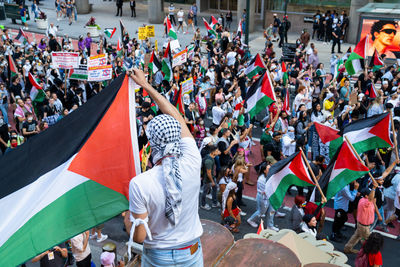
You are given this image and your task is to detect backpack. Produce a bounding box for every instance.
[355,248,370,267]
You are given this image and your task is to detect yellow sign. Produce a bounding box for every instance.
[146,25,155,38]
[138,27,146,40]
[155,40,158,52]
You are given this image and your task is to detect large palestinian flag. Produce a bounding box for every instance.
[311,140,369,203]
[339,112,393,154]
[166,16,177,40]
[244,54,265,79]
[202,17,217,36]
[0,73,141,266]
[314,122,343,159]
[345,35,367,75]
[265,152,315,210]
[245,70,276,119]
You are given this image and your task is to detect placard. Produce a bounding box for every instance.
[88,53,108,67]
[146,25,155,38]
[88,65,113,81]
[170,39,181,52]
[181,77,193,95]
[172,48,187,67]
[138,27,146,40]
[155,40,158,52]
[51,52,80,69]
[69,64,88,80]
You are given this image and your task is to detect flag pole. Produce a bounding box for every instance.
[390,112,400,161]
[344,136,377,184]
[299,148,327,204]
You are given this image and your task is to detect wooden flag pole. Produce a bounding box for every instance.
[344,136,377,184]
[299,148,327,204]
[390,112,400,161]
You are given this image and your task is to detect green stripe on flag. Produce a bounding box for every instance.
[353,136,392,154]
[0,180,128,266]
[248,95,274,119]
[329,137,343,159]
[326,169,369,200]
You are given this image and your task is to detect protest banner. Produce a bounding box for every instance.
[51,52,80,69]
[170,39,181,52]
[181,77,193,95]
[88,54,108,68]
[69,65,88,81]
[88,65,113,82]
[146,25,155,38]
[138,27,146,40]
[172,48,187,67]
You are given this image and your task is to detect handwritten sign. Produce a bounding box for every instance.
[51,52,80,69]
[172,48,187,67]
[88,65,113,81]
[181,77,193,95]
[146,25,155,37]
[88,53,108,67]
[138,27,146,40]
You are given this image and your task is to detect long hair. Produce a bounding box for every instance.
[363,232,384,255]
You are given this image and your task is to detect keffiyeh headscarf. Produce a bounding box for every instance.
[146,114,182,226]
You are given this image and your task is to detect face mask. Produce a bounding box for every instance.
[11,135,17,138]
[329,119,333,123]
[11,142,18,148]
[27,117,33,122]
[199,121,204,125]
[26,100,32,104]
[210,69,214,72]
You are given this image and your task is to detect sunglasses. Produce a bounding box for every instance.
[380,29,397,35]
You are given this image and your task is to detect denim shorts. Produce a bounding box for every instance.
[142,238,203,267]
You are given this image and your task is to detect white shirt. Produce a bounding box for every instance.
[293,93,307,112]
[71,233,91,262]
[129,138,203,249]
[282,135,296,156]
[394,182,400,210]
[226,52,237,66]
[212,105,226,125]
[47,25,58,37]
[177,11,184,22]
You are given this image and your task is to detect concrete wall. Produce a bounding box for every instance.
[76,0,91,14]
[347,0,371,44]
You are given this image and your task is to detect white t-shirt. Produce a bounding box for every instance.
[226,52,237,66]
[394,182,400,210]
[129,138,203,249]
[177,11,184,22]
[212,106,226,125]
[71,233,91,262]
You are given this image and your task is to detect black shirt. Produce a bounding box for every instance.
[39,243,67,267]
[264,140,281,161]
[10,83,23,98]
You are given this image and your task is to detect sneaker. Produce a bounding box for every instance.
[247,219,258,228]
[211,202,221,208]
[96,234,108,243]
[268,226,279,232]
[206,194,212,200]
[239,211,247,216]
[275,211,286,218]
[200,204,211,210]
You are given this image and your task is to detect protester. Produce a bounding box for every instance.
[71,231,92,267]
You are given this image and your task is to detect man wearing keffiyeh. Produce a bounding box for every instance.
[124,68,204,266]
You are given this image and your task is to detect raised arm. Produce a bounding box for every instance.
[130,68,192,139]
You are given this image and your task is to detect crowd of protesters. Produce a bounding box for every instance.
[1,5,399,266]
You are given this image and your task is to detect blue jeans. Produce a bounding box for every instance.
[0,103,8,125]
[248,193,275,228]
[142,238,203,267]
[201,181,217,206]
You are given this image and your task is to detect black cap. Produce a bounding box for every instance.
[359,187,371,197]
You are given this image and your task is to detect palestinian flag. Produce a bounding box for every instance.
[202,17,217,37]
[282,86,290,114]
[333,57,344,82]
[265,152,315,210]
[28,73,46,103]
[245,70,276,119]
[257,219,264,235]
[8,55,18,79]
[365,83,378,99]
[369,49,384,70]
[340,112,393,154]
[15,28,28,44]
[244,54,265,79]
[166,16,177,40]
[0,74,141,266]
[210,15,218,28]
[172,85,184,115]
[148,51,161,75]
[314,122,343,159]
[311,140,369,203]
[120,20,126,40]
[345,35,367,75]
[281,61,289,86]
[161,42,173,82]
[342,47,352,61]
[104,27,116,39]
[237,19,245,43]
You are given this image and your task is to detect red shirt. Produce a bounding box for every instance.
[357,197,375,226]
[368,251,382,266]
